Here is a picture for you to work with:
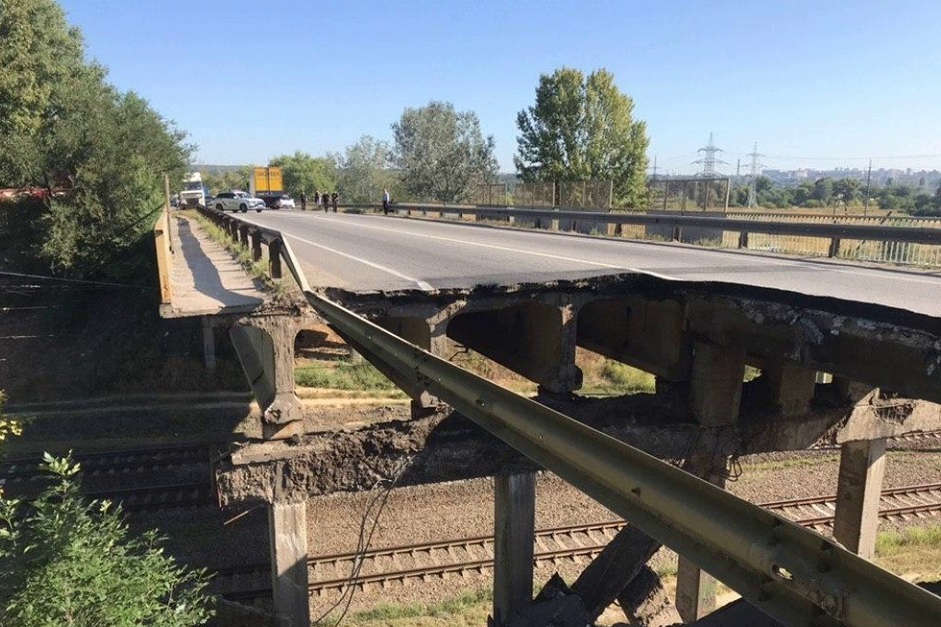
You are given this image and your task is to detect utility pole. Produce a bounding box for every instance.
[745,142,764,209]
[864,159,872,216]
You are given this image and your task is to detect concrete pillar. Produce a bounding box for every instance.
[690,341,745,426]
[833,438,887,560]
[492,473,535,627]
[676,342,743,622]
[377,316,449,417]
[447,301,582,394]
[230,317,304,439]
[269,502,310,627]
[765,362,817,415]
[201,316,216,372]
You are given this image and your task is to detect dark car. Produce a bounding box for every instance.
[258,192,295,210]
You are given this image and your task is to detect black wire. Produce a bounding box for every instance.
[310,455,414,626]
[0,270,153,290]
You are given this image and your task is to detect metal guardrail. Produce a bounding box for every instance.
[202,205,941,626]
[329,201,941,267]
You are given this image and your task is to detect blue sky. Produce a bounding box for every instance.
[59,0,941,174]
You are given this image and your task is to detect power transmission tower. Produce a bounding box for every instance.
[693,133,727,176]
[746,142,765,208]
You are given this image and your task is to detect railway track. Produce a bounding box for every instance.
[217,482,941,601]
[0,445,217,510]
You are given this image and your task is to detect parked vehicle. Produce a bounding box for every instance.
[213,190,265,213]
[258,192,295,210]
[179,172,206,208]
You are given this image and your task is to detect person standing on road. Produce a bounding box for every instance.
[300,192,307,211]
[321,192,329,212]
[382,188,391,215]
[314,190,321,207]
[331,191,339,213]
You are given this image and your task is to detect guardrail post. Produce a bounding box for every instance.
[738,231,749,249]
[828,237,841,258]
[269,238,283,278]
[251,230,263,262]
[672,226,682,242]
[239,224,250,248]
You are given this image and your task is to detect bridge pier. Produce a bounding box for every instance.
[833,437,886,560]
[268,501,310,627]
[675,341,744,623]
[447,300,582,394]
[492,472,536,627]
[376,316,450,417]
[230,316,306,439]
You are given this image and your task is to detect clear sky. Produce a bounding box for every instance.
[58,0,941,175]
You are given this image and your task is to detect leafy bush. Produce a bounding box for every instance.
[0,455,214,627]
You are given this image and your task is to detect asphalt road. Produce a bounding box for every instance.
[237,209,941,318]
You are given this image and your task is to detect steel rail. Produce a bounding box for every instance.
[334,202,941,245]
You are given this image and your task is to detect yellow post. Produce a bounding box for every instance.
[154,174,173,305]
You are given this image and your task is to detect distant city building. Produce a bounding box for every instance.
[760,168,941,188]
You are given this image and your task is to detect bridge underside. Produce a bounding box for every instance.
[216,273,941,627]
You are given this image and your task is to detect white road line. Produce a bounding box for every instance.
[258,212,941,288]
[284,232,434,291]
[304,215,679,281]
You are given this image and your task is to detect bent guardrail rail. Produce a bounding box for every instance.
[205,205,941,626]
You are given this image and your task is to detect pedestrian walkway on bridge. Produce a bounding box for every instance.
[160,214,267,318]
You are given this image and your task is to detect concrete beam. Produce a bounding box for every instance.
[833,438,886,560]
[690,341,746,426]
[836,389,941,443]
[447,301,582,393]
[269,502,310,627]
[230,316,305,439]
[764,361,817,416]
[576,297,689,381]
[493,473,536,627]
[686,295,941,404]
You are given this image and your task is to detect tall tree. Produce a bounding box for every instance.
[268,151,336,197]
[0,0,191,279]
[334,135,399,204]
[392,101,498,203]
[515,68,649,208]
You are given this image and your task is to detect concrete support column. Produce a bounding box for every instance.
[377,316,450,418]
[492,473,536,627]
[833,438,887,560]
[765,361,817,415]
[269,502,310,627]
[447,301,582,395]
[230,316,305,439]
[676,342,743,623]
[201,316,216,372]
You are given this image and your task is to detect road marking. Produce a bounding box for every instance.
[305,215,679,281]
[283,232,434,291]
[252,212,941,289]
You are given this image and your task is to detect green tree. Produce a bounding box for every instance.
[0,0,190,279]
[0,455,213,626]
[269,151,337,197]
[202,167,252,195]
[812,178,833,206]
[392,101,498,203]
[514,67,649,208]
[334,135,400,204]
[832,177,861,205]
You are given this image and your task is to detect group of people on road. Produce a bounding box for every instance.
[299,191,339,212]
[296,188,393,215]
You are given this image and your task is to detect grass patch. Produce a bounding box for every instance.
[577,349,656,396]
[875,525,941,579]
[295,360,407,398]
[341,588,492,627]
